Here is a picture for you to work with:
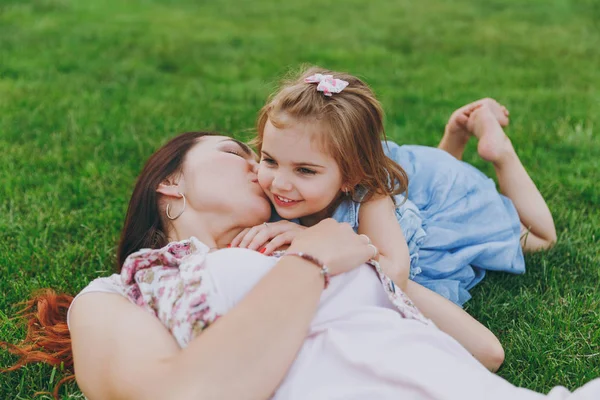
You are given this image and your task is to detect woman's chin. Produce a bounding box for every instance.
[249,202,273,225]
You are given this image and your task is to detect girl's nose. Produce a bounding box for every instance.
[272,174,292,191]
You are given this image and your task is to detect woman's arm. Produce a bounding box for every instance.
[358,195,411,291]
[71,261,323,400]
[403,280,505,372]
[70,219,374,400]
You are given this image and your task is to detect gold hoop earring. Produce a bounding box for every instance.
[166,192,186,220]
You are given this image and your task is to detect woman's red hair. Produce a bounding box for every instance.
[0,289,75,398]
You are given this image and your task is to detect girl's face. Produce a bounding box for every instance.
[258,117,344,225]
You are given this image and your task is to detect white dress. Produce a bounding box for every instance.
[68,239,600,400]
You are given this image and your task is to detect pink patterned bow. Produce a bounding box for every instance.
[304,73,349,96]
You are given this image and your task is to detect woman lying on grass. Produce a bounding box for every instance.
[3,131,595,400]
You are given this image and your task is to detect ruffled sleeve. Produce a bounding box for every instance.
[120,237,221,347]
[393,193,427,279]
[369,260,434,326]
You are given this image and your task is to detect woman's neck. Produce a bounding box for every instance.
[167,213,249,249]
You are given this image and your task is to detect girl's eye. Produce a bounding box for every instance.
[298,167,316,175]
[262,157,276,165]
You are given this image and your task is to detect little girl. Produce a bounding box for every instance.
[230,67,556,306]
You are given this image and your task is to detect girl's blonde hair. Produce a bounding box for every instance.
[255,66,407,203]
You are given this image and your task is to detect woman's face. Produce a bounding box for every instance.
[180,135,271,227]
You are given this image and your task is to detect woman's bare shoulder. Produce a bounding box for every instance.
[69,292,180,398]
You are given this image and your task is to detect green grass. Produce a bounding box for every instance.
[1,0,599,397]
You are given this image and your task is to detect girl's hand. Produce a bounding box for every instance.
[230,220,307,255]
[288,219,374,276]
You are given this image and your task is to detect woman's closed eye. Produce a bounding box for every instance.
[222,139,253,159]
[226,150,243,157]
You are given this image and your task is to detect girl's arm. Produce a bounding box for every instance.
[70,219,374,400]
[358,196,504,372]
[403,280,505,372]
[358,194,411,291]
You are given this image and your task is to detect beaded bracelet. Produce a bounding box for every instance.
[283,252,330,289]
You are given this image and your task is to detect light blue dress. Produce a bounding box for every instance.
[271,141,524,306]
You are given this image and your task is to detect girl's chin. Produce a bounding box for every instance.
[274,206,303,220]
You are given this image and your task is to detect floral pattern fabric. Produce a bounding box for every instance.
[120,237,433,347]
[120,238,221,347]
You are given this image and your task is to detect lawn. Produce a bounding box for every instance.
[1,0,599,398]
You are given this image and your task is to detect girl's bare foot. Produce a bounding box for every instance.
[440,98,510,160]
[466,105,515,165]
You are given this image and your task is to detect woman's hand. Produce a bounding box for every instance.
[230,220,306,255]
[287,219,374,276]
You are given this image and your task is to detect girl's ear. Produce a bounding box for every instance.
[341,183,357,195]
[342,178,360,193]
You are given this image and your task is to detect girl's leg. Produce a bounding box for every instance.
[467,105,557,251]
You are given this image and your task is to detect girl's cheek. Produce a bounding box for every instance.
[257,169,271,193]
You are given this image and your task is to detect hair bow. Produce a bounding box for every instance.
[304,73,349,96]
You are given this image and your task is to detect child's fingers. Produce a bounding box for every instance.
[262,231,296,255]
[248,222,295,250]
[238,225,264,248]
[247,229,273,250]
[230,228,251,248]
